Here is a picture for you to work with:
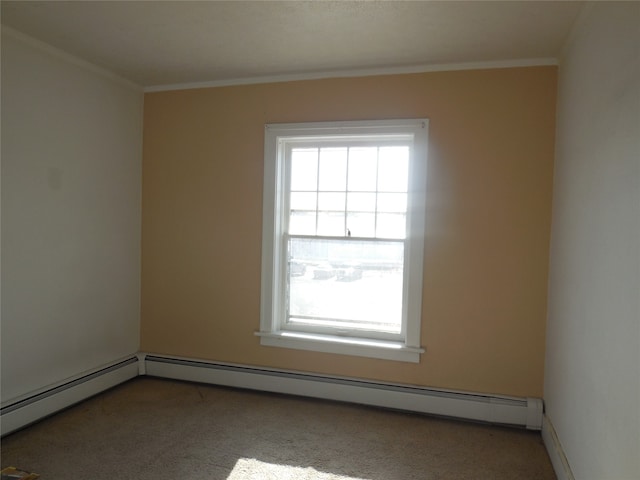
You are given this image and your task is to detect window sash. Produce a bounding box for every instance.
[280,137,413,341]
[282,234,407,341]
[285,143,411,239]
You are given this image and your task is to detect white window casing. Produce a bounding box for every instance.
[257,119,428,363]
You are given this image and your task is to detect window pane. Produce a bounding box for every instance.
[347,147,377,191]
[378,146,409,192]
[347,192,376,212]
[346,212,375,238]
[290,192,317,211]
[377,193,407,213]
[291,149,318,191]
[288,237,404,333]
[289,211,316,235]
[377,213,406,239]
[317,212,345,236]
[318,192,346,211]
[318,148,347,191]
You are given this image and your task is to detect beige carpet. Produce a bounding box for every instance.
[0,378,556,479]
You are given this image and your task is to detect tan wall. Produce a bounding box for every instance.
[141,67,556,398]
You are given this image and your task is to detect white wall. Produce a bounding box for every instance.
[545,3,639,479]
[1,29,143,403]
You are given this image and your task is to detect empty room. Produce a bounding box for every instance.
[1,1,638,479]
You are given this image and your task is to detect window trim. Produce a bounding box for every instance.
[257,119,428,363]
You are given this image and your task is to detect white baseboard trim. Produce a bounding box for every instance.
[142,353,543,430]
[541,414,575,480]
[0,353,545,436]
[0,356,139,436]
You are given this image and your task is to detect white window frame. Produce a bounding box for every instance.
[256,119,428,363]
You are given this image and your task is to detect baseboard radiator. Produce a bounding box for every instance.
[0,356,139,436]
[143,354,543,430]
[1,354,542,436]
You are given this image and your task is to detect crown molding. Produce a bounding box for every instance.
[144,57,558,93]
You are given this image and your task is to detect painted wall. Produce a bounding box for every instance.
[1,30,143,403]
[141,66,557,398]
[544,3,640,479]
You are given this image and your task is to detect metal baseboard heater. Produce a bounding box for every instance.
[1,353,543,436]
[143,354,543,430]
[0,356,140,436]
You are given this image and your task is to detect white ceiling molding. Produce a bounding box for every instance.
[144,57,559,92]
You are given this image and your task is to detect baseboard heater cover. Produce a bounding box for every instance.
[143,354,543,430]
[0,356,139,436]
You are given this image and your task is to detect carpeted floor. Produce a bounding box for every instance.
[0,377,556,479]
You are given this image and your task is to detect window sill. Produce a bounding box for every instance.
[255,331,424,363]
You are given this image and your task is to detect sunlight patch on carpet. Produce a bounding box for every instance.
[227,458,371,480]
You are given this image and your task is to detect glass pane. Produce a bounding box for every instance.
[318,192,346,211]
[346,192,376,212]
[290,192,317,211]
[317,212,345,236]
[376,213,406,239]
[346,212,375,238]
[291,148,318,191]
[347,147,377,192]
[377,193,407,213]
[318,148,347,191]
[378,146,409,192]
[288,237,404,333]
[289,211,316,235]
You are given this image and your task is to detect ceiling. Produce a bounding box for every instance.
[1,1,584,89]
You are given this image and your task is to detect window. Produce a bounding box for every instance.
[257,119,428,362]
